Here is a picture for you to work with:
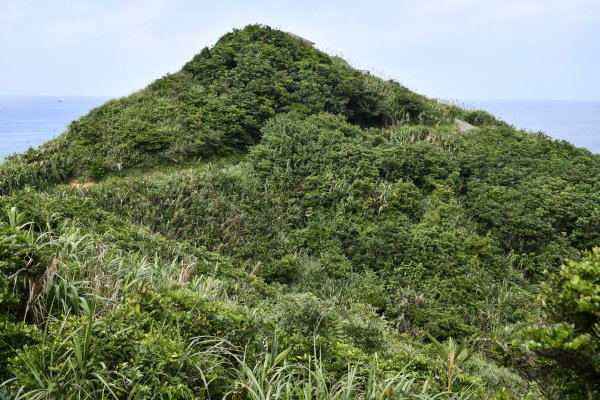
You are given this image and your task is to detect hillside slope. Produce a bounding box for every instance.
[1,25,599,399]
[1,25,489,189]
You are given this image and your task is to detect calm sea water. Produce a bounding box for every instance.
[0,96,109,160]
[0,97,599,161]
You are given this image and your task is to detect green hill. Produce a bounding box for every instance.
[1,25,598,399]
[1,25,496,191]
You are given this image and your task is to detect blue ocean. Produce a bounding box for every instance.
[0,96,109,160]
[0,97,599,161]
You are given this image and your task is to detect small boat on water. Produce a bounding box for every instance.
[57,98,65,102]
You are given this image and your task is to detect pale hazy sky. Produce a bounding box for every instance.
[1,0,598,100]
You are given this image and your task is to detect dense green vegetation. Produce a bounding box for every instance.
[1,25,598,399]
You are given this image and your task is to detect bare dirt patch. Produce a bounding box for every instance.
[69,180,96,189]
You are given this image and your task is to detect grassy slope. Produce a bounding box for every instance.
[1,25,599,398]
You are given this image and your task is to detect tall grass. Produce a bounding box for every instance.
[0,209,489,398]
[228,338,474,400]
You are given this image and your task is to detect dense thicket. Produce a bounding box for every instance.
[1,25,598,399]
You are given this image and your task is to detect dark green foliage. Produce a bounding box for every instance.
[79,113,545,341]
[512,249,599,399]
[457,127,600,280]
[0,207,49,323]
[0,153,47,195]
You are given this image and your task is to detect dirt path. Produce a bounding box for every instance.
[69,180,96,188]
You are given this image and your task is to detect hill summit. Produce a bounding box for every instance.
[4,24,491,188]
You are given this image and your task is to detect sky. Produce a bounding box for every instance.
[0,0,599,100]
